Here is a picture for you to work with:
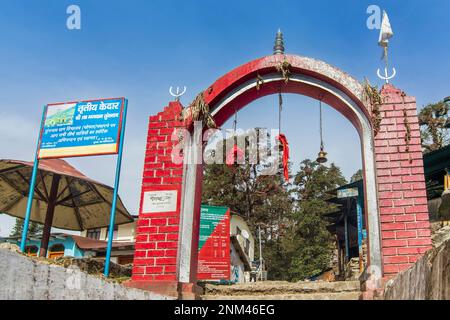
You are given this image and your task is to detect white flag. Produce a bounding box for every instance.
[378,11,393,47]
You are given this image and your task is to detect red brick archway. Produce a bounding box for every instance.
[125,54,432,299]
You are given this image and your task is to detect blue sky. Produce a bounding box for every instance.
[0,0,449,236]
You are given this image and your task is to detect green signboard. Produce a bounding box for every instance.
[197,205,230,280]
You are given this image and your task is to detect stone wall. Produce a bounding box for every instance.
[384,238,450,300]
[0,248,174,300]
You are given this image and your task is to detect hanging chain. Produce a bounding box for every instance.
[233,108,238,133]
[319,100,324,151]
[278,92,283,134]
[232,108,238,146]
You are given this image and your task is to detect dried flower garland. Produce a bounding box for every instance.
[363,79,383,136]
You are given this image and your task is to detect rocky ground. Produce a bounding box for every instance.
[432,222,450,248]
[0,246,171,300]
[0,243,131,282]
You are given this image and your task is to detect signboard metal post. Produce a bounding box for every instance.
[104,99,128,277]
[20,107,47,252]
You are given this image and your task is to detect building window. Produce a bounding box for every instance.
[25,245,38,257]
[245,239,250,257]
[86,228,101,240]
[118,256,134,265]
[48,243,65,259]
[107,225,119,240]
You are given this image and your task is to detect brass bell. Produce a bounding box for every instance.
[316,148,328,164]
[316,100,328,164]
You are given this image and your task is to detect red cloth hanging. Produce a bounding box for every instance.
[226,144,245,167]
[277,134,290,181]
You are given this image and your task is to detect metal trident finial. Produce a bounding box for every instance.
[169,86,187,101]
[377,67,396,84]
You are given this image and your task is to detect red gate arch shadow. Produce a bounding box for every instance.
[125,54,432,299]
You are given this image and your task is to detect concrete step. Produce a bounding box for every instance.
[202,291,361,300]
[203,281,361,296]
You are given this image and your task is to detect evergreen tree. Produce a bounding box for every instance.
[419,101,450,152]
[202,133,347,281]
[202,132,293,230]
[350,169,363,183]
[10,218,43,237]
[281,160,346,280]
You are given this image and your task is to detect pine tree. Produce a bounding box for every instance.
[202,133,347,281]
[10,218,43,237]
[202,132,293,229]
[419,101,450,152]
[350,169,363,183]
[287,160,347,280]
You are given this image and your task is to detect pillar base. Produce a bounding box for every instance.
[179,282,203,300]
[123,280,202,300]
[360,276,391,300]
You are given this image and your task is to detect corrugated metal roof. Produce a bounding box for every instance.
[70,234,134,250]
[423,145,450,176]
[1,159,103,186]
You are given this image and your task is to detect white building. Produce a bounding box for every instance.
[80,219,136,264]
[229,214,256,283]
[81,220,136,243]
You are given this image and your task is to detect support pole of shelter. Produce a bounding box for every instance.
[39,174,61,257]
[104,99,128,277]
[20,106,46,252]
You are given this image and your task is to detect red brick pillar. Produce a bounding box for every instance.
[124,101,185,298]
[375,84,432,277]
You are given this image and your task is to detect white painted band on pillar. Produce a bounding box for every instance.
[178,122,203,283]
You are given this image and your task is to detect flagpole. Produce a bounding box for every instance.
[377,10,396,84]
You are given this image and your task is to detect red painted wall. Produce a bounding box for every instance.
[131,101,184,283]
[375,84,432,275]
